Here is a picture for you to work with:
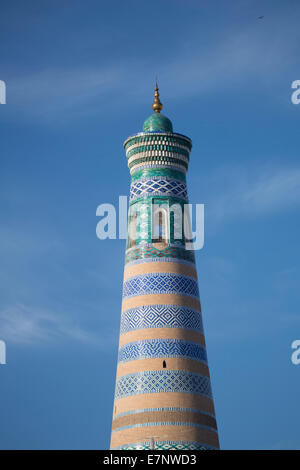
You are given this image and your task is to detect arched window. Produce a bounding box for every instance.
[152,205,168,244]
[163,360,167,369]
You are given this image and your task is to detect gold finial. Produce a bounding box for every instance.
[152,79,163,113]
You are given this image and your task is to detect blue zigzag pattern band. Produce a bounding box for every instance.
[114,370,212,400]
[122,273,199,299]
[130,177,188,203]
[118,339,207,364]
[120,305,203,334]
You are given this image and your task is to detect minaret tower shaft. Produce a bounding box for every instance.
[110,85,219,450]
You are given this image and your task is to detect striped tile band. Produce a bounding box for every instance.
[112,441,217,450]
[120,305,203,334]
[122,273,199,299]
[118,339,207,364]
[114,370,212,400]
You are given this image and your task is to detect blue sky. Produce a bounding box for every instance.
[1,0,300,449]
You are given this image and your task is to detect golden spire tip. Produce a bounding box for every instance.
[152,78,163,113]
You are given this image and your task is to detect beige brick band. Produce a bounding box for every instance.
[110,423,219,449]
[122,294,201,313]
[119,328,205,347]
[124,262,198,281]
[112,410,217,432]
[113,392,216,417]
[116,357,210,379]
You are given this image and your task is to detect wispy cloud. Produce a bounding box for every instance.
[0,303,112,347]
[5,15,298,123]
[203,164,300,224]
[8,65,126,121]
[159,28,292,100]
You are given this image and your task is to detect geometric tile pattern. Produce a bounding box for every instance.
[122,273,199,299]
[128,155,188,172]
[113,407,215,419]
[120,305,203,334]
[131,163,186,176]
[126,257,194,268]
[126,143,190,161]
[131,167,186,183]
[111,422,217,434]
[114,370,212,400]
[118,339,207,363]
[127,136,189,174]
[113,441,217,450]
[125,243,195,265]
[124,132,192,154]
[128,152,189,169]
[128,154,189,173]
[130,177,188,203]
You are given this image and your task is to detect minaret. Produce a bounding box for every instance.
[110,84,220,450]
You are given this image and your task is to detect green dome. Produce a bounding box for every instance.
[143,113,173,133]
